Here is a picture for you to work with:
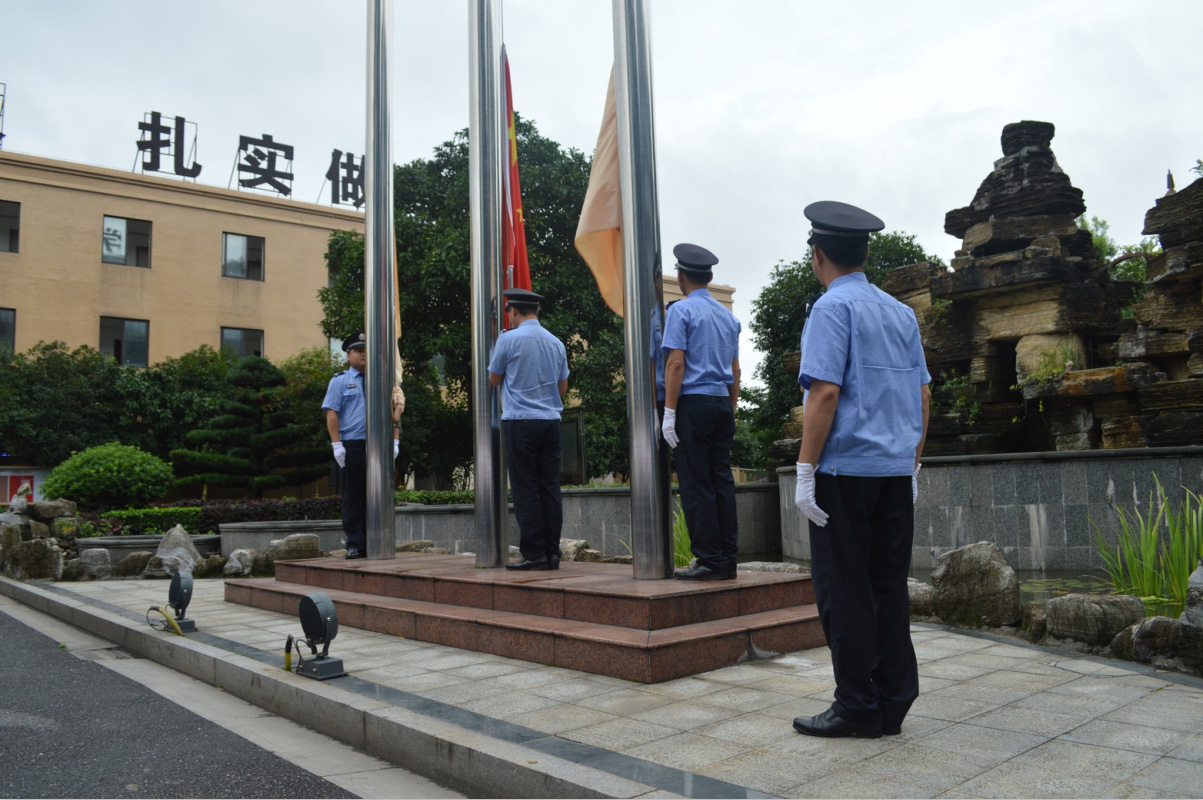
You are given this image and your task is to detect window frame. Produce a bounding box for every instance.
[221,232,266,281]
[220,326,265,359]
[101,215,153,268]
[0,200,19,254]
[0,307,14,352]
[99,316,150,368]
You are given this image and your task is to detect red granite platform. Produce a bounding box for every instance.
[225,554,824,683]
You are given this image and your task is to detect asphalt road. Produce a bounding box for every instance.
[0,610,356,799]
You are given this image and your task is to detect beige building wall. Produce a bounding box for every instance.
[0,151,364,363]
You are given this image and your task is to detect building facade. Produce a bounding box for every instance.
[0,151,363,364]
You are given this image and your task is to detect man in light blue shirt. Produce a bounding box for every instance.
[661,243,742,581]
[791,201,931,741]
[488,288,570,570]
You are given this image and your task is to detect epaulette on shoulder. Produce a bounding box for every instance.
[333,370,348,378]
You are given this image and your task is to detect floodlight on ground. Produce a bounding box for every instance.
[294,592,345,680]
[146,572,195,635]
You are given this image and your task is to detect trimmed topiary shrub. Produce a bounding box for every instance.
[41,443,174,512]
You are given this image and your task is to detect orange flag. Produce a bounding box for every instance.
[574,68,624,317]
[502,46,530,329]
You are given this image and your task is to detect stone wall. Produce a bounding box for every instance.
[780,447,1203,571]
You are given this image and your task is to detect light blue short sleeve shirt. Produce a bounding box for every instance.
[487,319,570,421]
[662,288,741,397]
[799,272,931,477]
[321,366,367,441]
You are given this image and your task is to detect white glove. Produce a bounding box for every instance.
[393,439,399,459]
[661,408,679,449]
[795,463,828,527]
[332,441,346,468]
[912,463,922,504]
[392,386,406,418]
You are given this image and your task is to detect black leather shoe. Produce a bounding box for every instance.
[883,721,902,736]
[547,554,561,570]
[674,564,732,581]
[345,549,365,560]
[505,557,550,571]
[792,709,882,739]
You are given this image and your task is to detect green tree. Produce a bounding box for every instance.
[317,115,629,483]
[170,356,328,497]
[746,232,945,458]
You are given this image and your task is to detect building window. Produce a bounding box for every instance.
[101,216,152,267]
[222,233,265,281]
[221,327,264,358]
[0,201,18,253]
[0,308,14,352]
[99,317,149,367]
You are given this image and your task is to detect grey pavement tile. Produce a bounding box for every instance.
[879,714,954,741]
[1100,781,1201,798]
[633,677,727,700]
[917,661,996,681]
[971,667,1077,692]
[1103,699,1203,734]
[631,792,687,799]
[697,686,795,712]
[766,650,833,670]
[906,692,997,722]
[403,652,493,671]
[969,704,1086,737]
[1048,676,1161,705]
[939,652,1036,672]
[629,699,742,730]
[753,695,834,723]
[395,671,470,692]
[929,681,1036,707]
[623,731,751,773]
[934,792,988,799]
[562,718,681,751]
[768,729,902,763]
[478,667,577,691]
[528,677,623,702]
[698,749,841,795]
[1009,689,1130,720]
[415,678,509,705]
[917,675,959,694]
[1139,684,1203,709]
[1015,739,1160,783]
[916,722,1046,760]
[955,761,1117,799]
[1128,756,1203,797]
[694,664,781,685]
[694,712,799,747]
[744,673,838,696]
[353,664,431,682]
[787,768,944,799]
[859,742,1004,792]
[507,703,617,735]
[1166,732,1203,762]
[1061,720,1196,756]
[458,690,561,719]
[575,687,677,716]
[444,661,532,680]
[973,641,1047,659]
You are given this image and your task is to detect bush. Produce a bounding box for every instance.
[164,497,343,530]
[396,490,475,506]
[41,443,174,512]
[101,507,204,536]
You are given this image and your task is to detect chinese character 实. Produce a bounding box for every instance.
[326,149,364,209]
[238,133,294,196]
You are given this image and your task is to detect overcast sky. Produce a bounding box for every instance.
[3,0,1200,382]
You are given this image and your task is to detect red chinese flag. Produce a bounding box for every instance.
[502,46,530,328]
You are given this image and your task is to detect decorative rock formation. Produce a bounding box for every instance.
[1182,559,1203,628]
[1044,593,1146,645]
[224,549,257,576]
[149,525,203,576]
[741,561,805,573]
[1023,599,1048,643]
[78,548,112,580]
[1112,615,1203,677]
[114,551,154,578]
[253,533,323,574]
[907,578,934,616]
[396,539,435,552]
[932,541,1021,627]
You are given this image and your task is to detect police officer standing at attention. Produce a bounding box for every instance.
[488,288,570,571]
[661,244,741,581]
[322,333,404,560]
[791,201,931,739]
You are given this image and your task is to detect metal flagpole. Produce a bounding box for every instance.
[612,0,670,578]
[364,0,398,560]
[469,0,507,568]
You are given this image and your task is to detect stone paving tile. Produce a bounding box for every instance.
[916,722,1046,760]
[787,768,944,799]
[1012,739,1160,784]
[444,660,531,680]
[477,667,579,692]
[743,673,838,696]
[353,664,432,682]
[574,687,677,716]
[692,664,782,685]
[939,652,1040,672]
[969,704,1088,738]
[970,667,1077,691]
[623,731,751,773]
[458,690,561,719]
[402,652,495,671]
[1047,675,1161,705]
[561,718,681,751]
[954,760,1118,798]
[929,680,1036,707]
[1140,684,1203,710]
[1126,756,1203,797]
[1103,698,1203,734]
[1060,719,1196,756]
[858,742,1004,792]
[507,702,617,735]
[528,677,624,703]
[906,691,997,722]
[764,649,833,669]
[917,674,959,694]
[696,686,795,712]
[697,748,842,796]
[1167,732,1203,762]
[415,678,509,705]
[693,712,801,747]
[751,695,834,723]
[1008,688,1130,719]
[1099,781,1199,798]
[917,661,996,681]
[628,699,742,731]
[389,670,469,692]
[632,676,727,700]
[767,729,902,764]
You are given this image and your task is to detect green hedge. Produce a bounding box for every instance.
[101,507,205,536]
[396,490,475,506]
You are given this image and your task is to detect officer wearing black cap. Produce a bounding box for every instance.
[790,201,931,740]
[661,243,742,580]
[488,288,570,570]
[321,332,404,559]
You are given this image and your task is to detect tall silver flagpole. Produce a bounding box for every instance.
[364,0,398,561]
[469,0,507,567]
[613,0,670,578]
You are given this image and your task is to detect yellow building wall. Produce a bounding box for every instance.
[0,151,364,363]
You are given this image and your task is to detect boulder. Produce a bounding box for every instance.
[224,549,256,576]
[27,519,51,540]
[192,554,227,579]
[559,539,591,562]
[422,547,450,554]
[0,524,21,572]
[932,541,1022,627]
[153,525,203,575]
[1023,599,1049,643]
[601,555,633,564]
[61,558,86,581]
[1181,559,1203,629]
[740,561,805,574]
[254,533,323,574]
[577,548,603,562]
[78,548,112,580]
[396,539,435,553]
[1112,616,1203,677]
[1,537,64,581]
[908,578,935,616]
[1,520,29,544]
[115,551,154,578]
[1045,593,1147,645]
[26,499,77,521]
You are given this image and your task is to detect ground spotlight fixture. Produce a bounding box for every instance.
[167,572,196,632]
[295,592,345,680]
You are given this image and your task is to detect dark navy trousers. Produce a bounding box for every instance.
[504,419,563,562]
[675,394,738,574]
[810,473,918,727]
[339,440,367,553]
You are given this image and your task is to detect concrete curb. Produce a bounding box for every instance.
[0,577,659,799]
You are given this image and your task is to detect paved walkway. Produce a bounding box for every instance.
[9,576,1203,799]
